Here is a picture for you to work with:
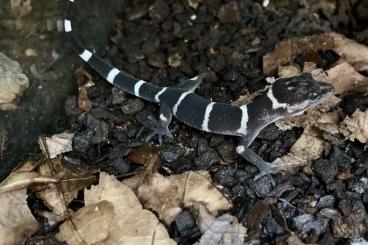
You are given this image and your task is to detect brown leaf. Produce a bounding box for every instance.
[197,214,247,245]
[85,172,175,245]
[123,171,232,224]
[39,132,74,159]
[317,62,368,94]
[77,69,94,112]
[262,33,334,75]
[0,160,59,195]
[275,94,341,133]
[56,201,114,245]
[127,145,162,166]
[276,127,325,172]
[339,109,368,143]
[129,173,181,224]
[263,32,368,76]
[286,233,313,245]
[190,203,216,232]
[0,52,29,110]
[35,157,96,217]
[0,189,39,244]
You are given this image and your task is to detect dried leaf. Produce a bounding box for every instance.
[39,132,74,159]
[127,145,162,166]
[175,171,232,212]
[36,157,96,217]
[0,52,29,110]
[0,189,39,245]
[123,171,232,224]
[317,62,368,94]
[286,233,311,245]
[263,32,368,76]
[339,109,368,143]
[85,172,175,245]
[77,69,94,112]
[244,200,270,242]
[275,95,341,131]
[331,32,368,64]
[197,214,247,245]
[276,127,325,171]
[190,203,216,232]
[56,201,114,245]
[263,33,334,75]
[0,160,59,194]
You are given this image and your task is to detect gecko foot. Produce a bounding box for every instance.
[146,115,173,145]
[254,160,283,186]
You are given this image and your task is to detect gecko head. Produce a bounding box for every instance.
[268,73,334,116]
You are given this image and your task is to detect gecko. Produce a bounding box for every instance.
[63,0,334,182]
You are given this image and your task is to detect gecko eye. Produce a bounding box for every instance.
[309,92,319,101]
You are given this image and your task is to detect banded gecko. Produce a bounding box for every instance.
[64,0,334,182]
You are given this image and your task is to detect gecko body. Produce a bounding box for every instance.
[64,0,334,182]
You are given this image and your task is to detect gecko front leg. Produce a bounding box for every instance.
[146,103,173,144]
[236,135,283,185]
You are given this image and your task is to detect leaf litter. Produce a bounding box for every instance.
[122,170,232,225]
[58,172,176,245]
[259,31,368,173]
[2,2,368,243]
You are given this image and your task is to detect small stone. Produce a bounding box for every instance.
[73,133,91,152]
[113,128,128,143]
[217,2,240,24]
[188,0,202,9]
[319,208,341,220]
[213,166,235,187]
[64,96,83,116]
[264,215,285,237]
[209,135,225,147]
[174,210,199,238]
[147,52,167,68]
[121,98,144,114]
[161,150,180,163]
[332,213,367,240]
[252,176,273,197]
[194,149,221,169]
[85,114,109,144]
[330,146,354,168]
[168,52,182,68]
[293,214,328,236]
[317,195,335,209]
[127,5,148,20]
[223,69,240,82]
[170,157,194,173]
[149,0,170,22]
[349,178,367,194]
[216,141,236,163]
[111,87,126,105]
[314,159,338,183]
[111,158,131,174]
[90,108,113,119]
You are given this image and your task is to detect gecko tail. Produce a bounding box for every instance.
[63,0,161,102]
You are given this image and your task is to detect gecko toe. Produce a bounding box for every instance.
[145,126,172,145]
[253,162,282,186]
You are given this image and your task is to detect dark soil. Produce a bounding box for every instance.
[29,0,368,244]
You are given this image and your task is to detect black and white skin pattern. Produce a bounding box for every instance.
[64,0,334,182]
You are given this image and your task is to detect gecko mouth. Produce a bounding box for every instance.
[318,81,334,95]
[317,81,335,102]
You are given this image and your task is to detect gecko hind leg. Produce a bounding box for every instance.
[146,103,173,145]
